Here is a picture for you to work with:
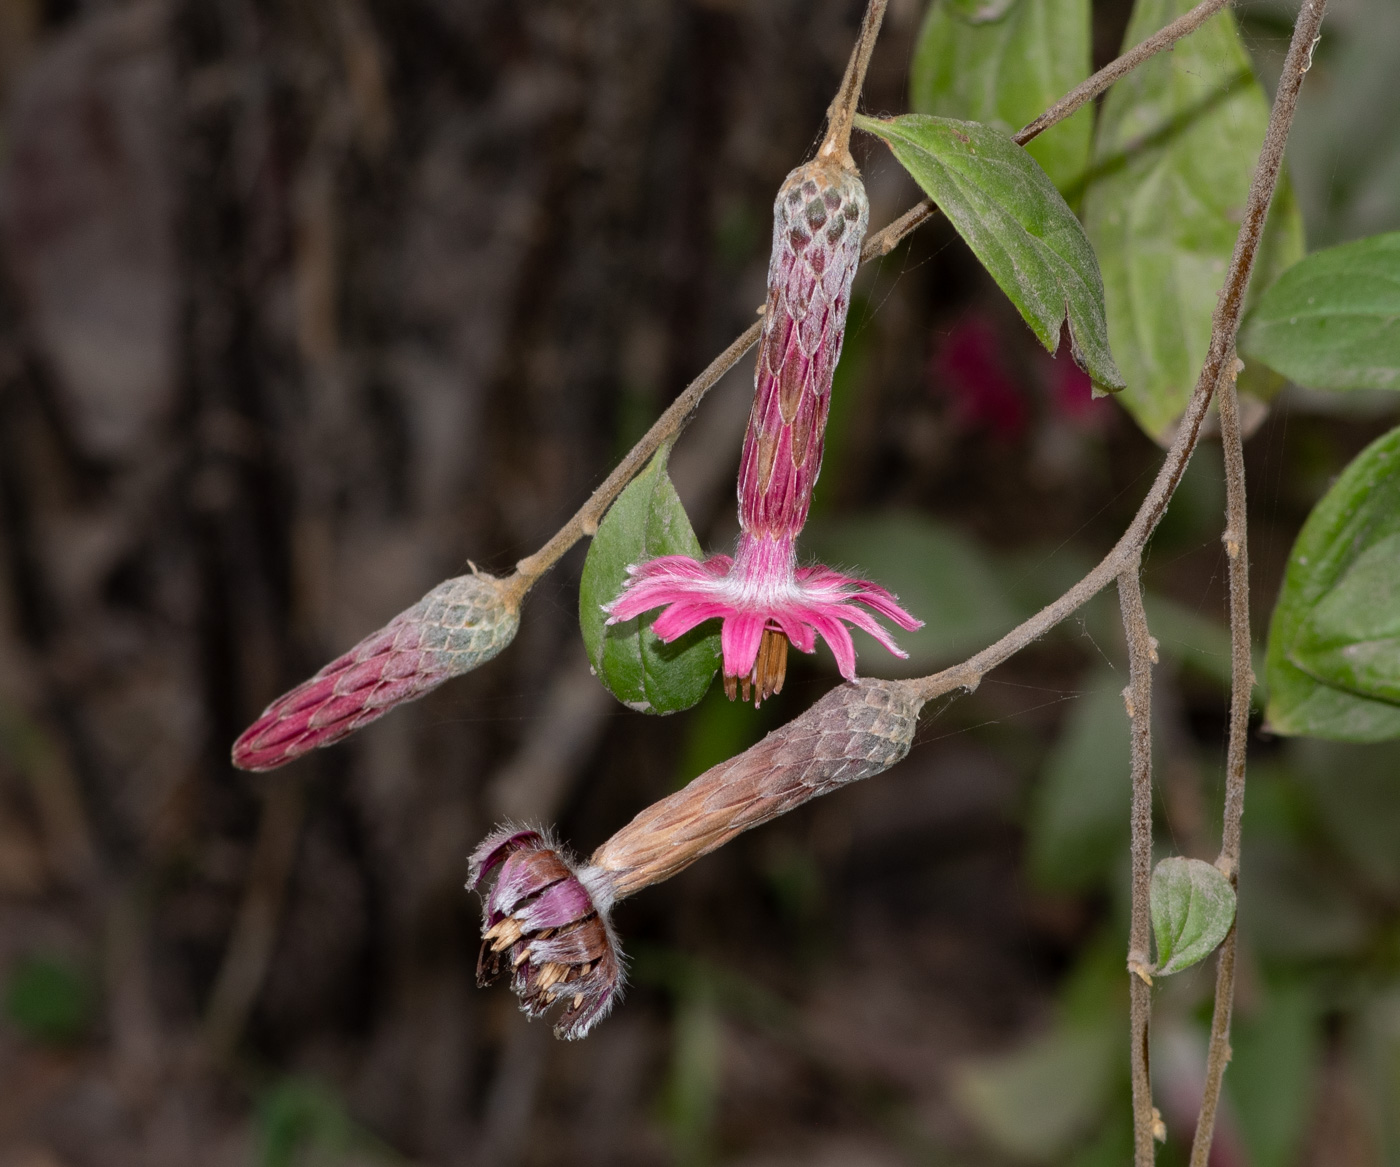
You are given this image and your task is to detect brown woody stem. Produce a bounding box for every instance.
[819,0,889,169]
[1189,0,1329,1156]
[1120,566,1158,1167]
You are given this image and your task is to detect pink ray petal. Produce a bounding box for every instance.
[720,612,767,678]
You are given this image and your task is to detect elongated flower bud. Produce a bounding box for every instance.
[468,679,922,1037]
[741,159,867,541]
[605,161,919,705]
[591,678,923,896]
[233,570,520,771]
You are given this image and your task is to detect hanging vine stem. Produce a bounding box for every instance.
[1120,565,1160,1167]
[1188,0,1329,1158]
[504,0,1235,603]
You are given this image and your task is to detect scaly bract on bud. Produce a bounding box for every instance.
[232,570,520,771]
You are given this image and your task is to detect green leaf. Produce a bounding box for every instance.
[1027,668,1132,892]
[1149,856,1236,975]
[1240,231,1400,392]
[802,512,1022,676]
[910,0,1092,192]
[857,114,1124,393]
[1082,0,1304,440]
[579,446,719,714]
[1265,424,1400,741]
[947,0,1019,21]
[1291,533,1400,703]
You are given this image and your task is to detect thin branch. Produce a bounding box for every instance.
[860,0,1231,260]
[1187,0,1329,1154]
[819,0,888,169]
[910,0,1323,707]
[1015,0,1229,146]
[1189,358,1253,1167]
[1120,565,1159,1167]
[509,318,762,596]
[505,0,1236,595]
[1215,350,1254,885]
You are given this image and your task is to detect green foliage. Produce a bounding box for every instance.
[1291,532,1400,703]
[910,0,1092,192]
[954,1010,1120,1161]
[1265,425,1400,740]
[856,114,1124,393]
[257,1077,399,1167]
[1241,231,1400,392]
[1226,984,1320,1167]
[1026,668,1133,892]
[803,512,1021,675]
[3,953,94,1045]
[1290,737,1400,892]
[1082,0,1304,440]
[1149,856,1236,975]
[579,445,719,714]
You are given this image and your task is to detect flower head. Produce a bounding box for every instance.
[468,827,623,1041]
[605,158,920,703]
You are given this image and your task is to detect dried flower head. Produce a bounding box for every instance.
[468,827,624,1041]
[605,159,920,705]
[233,569,520,771]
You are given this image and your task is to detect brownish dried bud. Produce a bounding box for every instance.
[591,679,923,898]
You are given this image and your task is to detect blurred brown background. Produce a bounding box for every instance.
[1,1,1398,1165]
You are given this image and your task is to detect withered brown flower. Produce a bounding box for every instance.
[468,828,624,1041]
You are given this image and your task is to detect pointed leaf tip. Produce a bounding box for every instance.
[856,114,1123,394]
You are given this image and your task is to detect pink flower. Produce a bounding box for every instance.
[605,158,920,704]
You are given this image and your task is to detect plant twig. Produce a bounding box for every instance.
[1187,0,1329,1155]
[1215,349,1254,888]
[819,0,888,169]
[508,318,762,597]
[505,0,1236,596]
[1120,565,1159,1167]
[1015,0,1230,146]
[907,0,1321,708]
[859,0,1231,259]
